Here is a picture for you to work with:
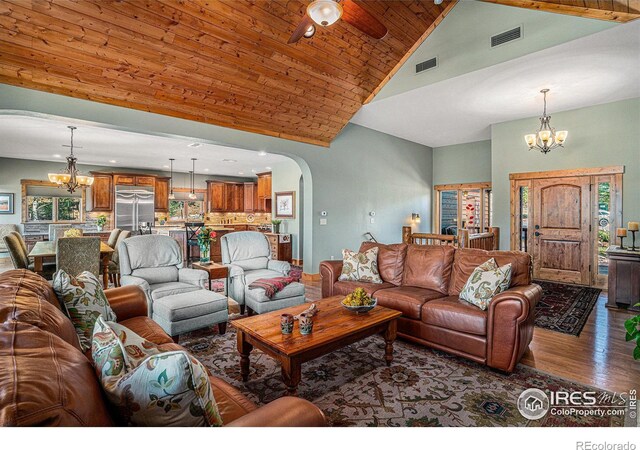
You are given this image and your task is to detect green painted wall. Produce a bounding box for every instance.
[432,140,492,185]
[270,158,303,261]
[0,85,434,273]
[491,97,640,250]
[376,1,614,101]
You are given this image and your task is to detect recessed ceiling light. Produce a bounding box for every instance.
[258,151,267,156]
[163,165,170,168]
[251,169,257,173]
[222,159,237,163]
[238,171,244,175]
[109,160,117,163]
[204,168,209,172]
[188,143,202,148]
[53,154,61,158]
[265,166,272,170]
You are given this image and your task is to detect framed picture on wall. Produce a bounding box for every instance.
[275,191,295,218]
[0,193,14,214]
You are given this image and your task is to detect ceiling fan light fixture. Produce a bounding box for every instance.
[303,24,316,38]
[307,0,343,27]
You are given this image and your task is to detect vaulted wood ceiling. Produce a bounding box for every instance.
[0,0,456,146]
[0,1,636,147]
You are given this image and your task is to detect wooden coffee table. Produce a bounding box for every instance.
[232,295,402,396]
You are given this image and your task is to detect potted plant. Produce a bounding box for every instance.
[159,216,167,225]
[271,219,282,234]
[197,227,218,264]
[625,303,640,360]
[96,214,107,232]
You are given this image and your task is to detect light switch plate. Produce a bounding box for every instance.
[370,218,375,224]
[320,218,327,225]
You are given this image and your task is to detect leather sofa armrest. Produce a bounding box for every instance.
[226,397,326,427]
[105,285,148,321]
[486,284,543,372]
[319,260,343,298]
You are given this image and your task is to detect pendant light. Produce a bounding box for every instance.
[48,126,94,193]
[524,89,568,154]
[168,158,175,200]
[189,158,197,200]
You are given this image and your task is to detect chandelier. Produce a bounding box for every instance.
[524,89,568,154]
[48,126,94,193]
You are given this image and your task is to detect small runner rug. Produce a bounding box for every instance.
[532,280,601,336]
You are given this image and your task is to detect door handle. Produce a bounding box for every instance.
[535,231,542,237]
[534,225,540,230]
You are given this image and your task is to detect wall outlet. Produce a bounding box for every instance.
[330,255,334,260]
[320,218,327,225]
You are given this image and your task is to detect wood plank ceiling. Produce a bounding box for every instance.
[0,1,636,147]
[0,0,456,147]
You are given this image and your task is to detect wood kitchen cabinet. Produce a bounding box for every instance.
[226,183,244,212]
[244,182,257,212]
[114,174,136,185]
[89,172,113,211]
[154,177,170,212]
[207,181,227,212]
[256,172,272,212]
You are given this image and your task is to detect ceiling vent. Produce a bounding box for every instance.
[187,142,202,148]
[491,26,522,47]
[415,57,438,74]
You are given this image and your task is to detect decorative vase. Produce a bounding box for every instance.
[199,240,211,264]
[96,225,103,232]
[273,224,280,234]
[281,314,294,334]
[299,313,313,335]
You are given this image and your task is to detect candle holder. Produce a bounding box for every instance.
[618,236,626,250]
[631,230,637,252]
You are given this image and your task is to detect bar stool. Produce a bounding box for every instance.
[185,222,204,264]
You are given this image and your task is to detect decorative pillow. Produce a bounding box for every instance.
[53,270,116,351]
[92,317,223,427]
[339,247,383,284]
[459,259,512,310]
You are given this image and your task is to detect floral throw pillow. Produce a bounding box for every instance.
[459,259,513,310]
[92,316,223,427]
[53,270,116,351]
[339,247,383,284]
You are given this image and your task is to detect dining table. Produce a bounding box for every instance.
[28,240,114,287]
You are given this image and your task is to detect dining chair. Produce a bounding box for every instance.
[56,237,101,280]
[106,228,121,248]
[0,224,19,253]
[49,224,72,241]
[185,222,204,264]
[3,232,56,279]
[138,222,152,235]
[108,230,131,287]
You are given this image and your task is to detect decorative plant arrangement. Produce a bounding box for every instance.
[197,227,218,264]
[625,304,640,360]
[96,214,107,231]
[271,219,282,234]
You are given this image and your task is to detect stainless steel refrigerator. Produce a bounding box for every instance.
[115,185,155,232]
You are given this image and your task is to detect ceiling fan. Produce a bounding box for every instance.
[288,0,388,44]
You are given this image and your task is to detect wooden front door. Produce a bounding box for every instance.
[532,176,591,285]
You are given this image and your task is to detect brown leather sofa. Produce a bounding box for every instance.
[320,243,541,373]
[0,269,326,426]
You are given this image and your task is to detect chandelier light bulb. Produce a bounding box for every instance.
[556,130,568,144]
[307,0,343,27]
[524,134,536,148]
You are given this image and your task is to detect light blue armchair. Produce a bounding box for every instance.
[221,231,304,315]
[119,234,208,316]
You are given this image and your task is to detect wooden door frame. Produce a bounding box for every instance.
[509,166,624,287]
[433,182,492,235]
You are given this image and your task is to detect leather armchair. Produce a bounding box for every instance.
[119,234,208,316]
[220,231,291,312]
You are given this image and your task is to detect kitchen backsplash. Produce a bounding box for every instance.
[155,211,271,225]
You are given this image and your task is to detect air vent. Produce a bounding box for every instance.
[187,142,202,148]
[415,57,438,74]
[491,26,522,47]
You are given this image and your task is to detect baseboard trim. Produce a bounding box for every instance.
[292,259,303,267]
[302,272,320,281]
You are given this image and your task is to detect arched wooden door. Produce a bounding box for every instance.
[532,176,591,285]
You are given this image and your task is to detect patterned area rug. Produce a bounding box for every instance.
[180,325,625,427]
[533,280,601,336]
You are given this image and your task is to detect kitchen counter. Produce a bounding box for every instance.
[154,226,235,232]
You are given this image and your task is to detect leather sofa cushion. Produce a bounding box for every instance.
[359,242,407,286]
[332,280,395,297]
[118,316,174,346]
[0,269,81,351]
[402,245,455,294]
[0,322,114,426]
[449,248,532,296]
[375,286,444,320]
[422,295,487,336]
[209,376,257,424]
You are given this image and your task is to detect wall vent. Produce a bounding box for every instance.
[491,26,522,47]
[415,57,438,74]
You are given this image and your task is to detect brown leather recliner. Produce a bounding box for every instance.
[0,269,326,427]
[320,243,541,373]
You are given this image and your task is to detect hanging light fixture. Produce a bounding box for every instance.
[48,126,94,193]
[189,158,197,200]
[168,158,175,200]
[307,0,343,27]
[524,89,568,154]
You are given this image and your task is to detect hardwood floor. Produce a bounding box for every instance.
[1,257,637,393]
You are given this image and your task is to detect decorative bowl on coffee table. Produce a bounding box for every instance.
[341,298,377,314]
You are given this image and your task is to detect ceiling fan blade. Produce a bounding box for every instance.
[341,0,388,40]
[288,14,315,44]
